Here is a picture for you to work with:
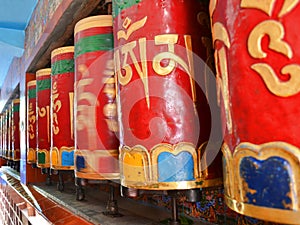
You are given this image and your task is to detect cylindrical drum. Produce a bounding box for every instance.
[74,15,119,180]
[36,69,51,168]
[27,80,37,164]
[50,46,75,170]
[0,114,3,158]
[1,111,7,159]
[3,109,10,159]
[113,0,222,190]
[8,104,13,160]
[210,1,300,223]
[11,99,20,161]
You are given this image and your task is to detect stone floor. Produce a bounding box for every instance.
[1,166,214,225]
[33,179,214,225]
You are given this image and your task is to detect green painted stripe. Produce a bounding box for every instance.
[113,0,209,17]
[75,33,113,57]
[112,0,141,18]
[38,152,46,164]
[13,105,20,112]
[52,59,74,75]
[37,79,51,91]
[28,89,36,99]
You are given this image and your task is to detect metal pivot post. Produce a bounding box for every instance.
[103,181,122,217]
[169,191,181,225]
[57,170,64,192]
[75,177,85,201]
[43,168,52,186]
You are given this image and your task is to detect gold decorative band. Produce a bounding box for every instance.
[122,177,223,191]
[120,143,223,190]
[75,149,119,156]
[74,15,113,35]
[51,46,74,58]
[75,171,119,180]
[36,68,51,77]
[51,165,74,170]
[36,163,50,169]
[12,99,20,104]
[27,80,36,87]
[225,195,300,225]
[27,148,36,164]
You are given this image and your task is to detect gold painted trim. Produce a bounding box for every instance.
[51,165,74,170]
[209,0,217,16]
[36,68,51,77]
[225,195,300,225]
[121,177,222,190]
[37,164,50,168]
[27,80,36,87]
[75,171,119,180]
[27,148,37,164]
[12,149,20,161]
[120,143,221,190]
[74,15,113,35]
[120,145,151,182]
[51,46,74,58]
[222,143,234,197]
[12,99,20,104]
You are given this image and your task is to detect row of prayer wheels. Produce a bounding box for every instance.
[24,2,223,192]
[0,99,20,164]
[1,0,300,224]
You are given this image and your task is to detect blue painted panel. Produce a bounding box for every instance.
[61,151,74,166]
[240,156,292,209]
[76,156,85,171]
[158,151,194,182]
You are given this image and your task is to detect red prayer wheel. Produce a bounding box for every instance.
[74,15,119,180]
[113,0,222,190]
[2,111,7,159]
[11,99,20,161]
[210,1,300,223]
[50,46,75,170]
[3,108,10,160]
[36,69,51,168]
[27,80,37,164]
[0,114,3,158]
[8,104,13,160]
[1,112,5,159]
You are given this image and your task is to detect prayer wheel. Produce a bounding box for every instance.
[210,1,300,223]
[36,69,51,168]
[11,99,20,161]
[27,80,37,164]
[7,105,13,160]
[0,114,3,158]
[3,109,10,160]
[50,46,75,170]
[2,111,7,160]
[113,0,222,190]
[74,15,119,180]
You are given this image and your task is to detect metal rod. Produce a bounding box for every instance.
[109,182,114,201]
[171,196,179,222]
